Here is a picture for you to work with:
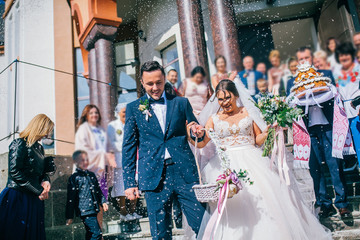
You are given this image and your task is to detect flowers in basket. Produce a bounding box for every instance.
[254,93,303,157]
[215,168,253,198]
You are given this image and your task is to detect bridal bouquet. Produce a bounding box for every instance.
[254,93,303,156]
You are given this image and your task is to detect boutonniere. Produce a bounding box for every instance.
[139,99,152,121]
[116,129,122,135]
[243,72,248,78]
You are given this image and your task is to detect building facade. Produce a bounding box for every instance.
[0,0,359,157]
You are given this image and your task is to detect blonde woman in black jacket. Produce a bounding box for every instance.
[0,114,55,240]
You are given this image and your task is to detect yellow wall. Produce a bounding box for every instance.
[53,0,76,155]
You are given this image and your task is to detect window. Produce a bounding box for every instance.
[161,42,182,87]
[114,41,138,103]
[75,48,90,117]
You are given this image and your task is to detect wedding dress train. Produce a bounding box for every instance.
[198,114,331,240]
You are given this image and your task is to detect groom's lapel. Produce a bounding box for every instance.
[165,93,176,135]
[140,95,164,136]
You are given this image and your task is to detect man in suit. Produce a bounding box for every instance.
[286,46,336,96]
[289,47,351,219]
[238,56,263,97]
[122,61,205,239]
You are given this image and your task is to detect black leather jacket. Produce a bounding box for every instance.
[6,138,51,196]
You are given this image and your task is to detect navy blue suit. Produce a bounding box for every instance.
[238,70,263,95]
[122,93,204,239]
[286,69,336,96]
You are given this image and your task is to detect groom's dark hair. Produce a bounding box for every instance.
[141,61,165,77]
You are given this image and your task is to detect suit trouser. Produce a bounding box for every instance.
[144,163,205,240]
[308,125,348,209]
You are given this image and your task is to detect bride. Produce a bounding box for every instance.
[188,79,331,240]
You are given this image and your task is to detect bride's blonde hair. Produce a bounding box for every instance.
[19,114,54,147]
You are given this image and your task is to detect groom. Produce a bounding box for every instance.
[122,61,205,239]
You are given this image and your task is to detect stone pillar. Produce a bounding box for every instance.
[95,38,118,129]
[176,0,210,82]
[83,24,118,128]
[88,48,98,107]
[207,0,242,72]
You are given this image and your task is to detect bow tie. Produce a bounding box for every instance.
[149,97,165,105]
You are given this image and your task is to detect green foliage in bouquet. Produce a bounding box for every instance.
[253,93,303,157]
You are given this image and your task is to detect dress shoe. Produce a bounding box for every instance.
[318,205,337,218]
[339,208,352,219]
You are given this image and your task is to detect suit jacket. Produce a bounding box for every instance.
[122,93,199,191]
[286,69,336,96]
[300,98,335,129]
[238,70,263,95]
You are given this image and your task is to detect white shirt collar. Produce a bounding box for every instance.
[146,91,167,104]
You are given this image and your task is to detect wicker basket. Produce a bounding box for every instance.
[192,183,219,203]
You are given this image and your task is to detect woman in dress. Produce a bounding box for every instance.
[326,37,341,71]
[107,103,141,222]
[267,50,286,95]
[189,80,331,240]
[211,55,237,90]
[179,66,213,116]
[0,114,55,240]
[75,104,115,227]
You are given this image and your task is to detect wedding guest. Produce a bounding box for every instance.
[179,66,213,116]
[166,69,181,96]
[107,103,141,221]
[314,50,330,70]
[286,46,336,95]
[356,48,360,63]
[256,78,268,95]
[75,104,114,227]
[66,150,109,240]
[238,56,263,97]
[333,42,360,122]
[281,57,298,93]
[326,37,341,71]
[353,32,360,49]
[256,62,267,79]
[211,55,237,90]
[0,114,55,240]
[267,50,286,95]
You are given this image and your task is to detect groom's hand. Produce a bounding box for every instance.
[188,122,205,138]
[125,187,140,200]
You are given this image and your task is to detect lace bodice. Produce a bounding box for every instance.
[212,114,255,147]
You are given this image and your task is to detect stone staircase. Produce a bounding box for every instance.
[44,156,185,240]
[43,155,360,239]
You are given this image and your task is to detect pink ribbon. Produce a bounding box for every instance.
[202,176,230,240]
[270,126,290,185]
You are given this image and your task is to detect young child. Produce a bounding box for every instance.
[257,78,268,94]
[66,150,108,240]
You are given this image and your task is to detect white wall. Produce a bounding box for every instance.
[137,0,215,82]
[0,0,55,154]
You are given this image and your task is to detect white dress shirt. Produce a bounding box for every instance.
[147,92,171,159]
[308,105,329,127]
[247,71,256,96]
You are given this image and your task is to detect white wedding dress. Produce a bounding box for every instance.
[198,114,332,240]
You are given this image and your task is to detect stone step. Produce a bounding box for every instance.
[321,211,360,232]
[104,216,184,240]
[332,229,360,240]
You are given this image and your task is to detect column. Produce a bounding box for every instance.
[88,48,98,107]
[176,0,210,81]
[83,24,118,128]
[95,37,118,128]
[207,0,242,72]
